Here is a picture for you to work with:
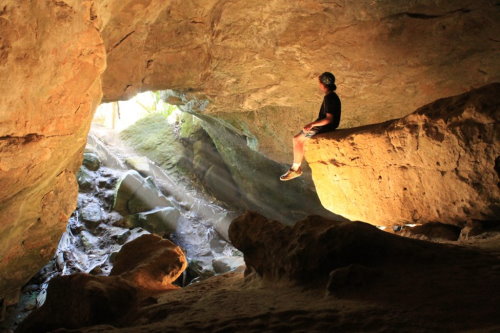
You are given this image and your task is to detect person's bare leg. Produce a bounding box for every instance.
[280,132,307,180]
[292,133,306,167]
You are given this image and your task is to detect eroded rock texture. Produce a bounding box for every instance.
[98,0,500,161]
[16,233,187,332]
[306,83,500,226]
[1,0,499,302]
[0,1,105,302]
[110,234,187,291]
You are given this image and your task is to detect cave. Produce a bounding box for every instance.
[1,1,499,332]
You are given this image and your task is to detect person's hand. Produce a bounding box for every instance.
[303,122,315,131]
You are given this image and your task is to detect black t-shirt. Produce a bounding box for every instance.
[314,91,341,133]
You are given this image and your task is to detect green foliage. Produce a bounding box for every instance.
[135,91,178,118]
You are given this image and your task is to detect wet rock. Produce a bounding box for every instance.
[80,202,103,226]
[113,170,173,216]
[110,234,187,291]
[16,274,138,333]
[82,152,101,171]
[97,177,117,190]
[212,256,245,274]
[89,266,103,276]
[112,170,145,214]
[126,207,180,235]
[127,177,173,214]
[399,222,461,241]
[112,230,131,245]
[97,189,116,208]
[76,167,95,192]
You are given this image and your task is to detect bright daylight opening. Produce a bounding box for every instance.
[92,91,181,131]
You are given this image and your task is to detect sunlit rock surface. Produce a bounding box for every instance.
[305,83,500,226]
[98,0,500,161]
[110,234,187,291]
[0,1,105,302]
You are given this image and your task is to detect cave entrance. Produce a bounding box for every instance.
[92,90,181,132]
[2,90,245,331]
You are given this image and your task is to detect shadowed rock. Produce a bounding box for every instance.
[16,234,187,332]
[16,274,138,333]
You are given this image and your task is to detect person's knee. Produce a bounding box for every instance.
[293,133,306,144]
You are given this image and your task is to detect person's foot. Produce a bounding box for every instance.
[280,166,303,181]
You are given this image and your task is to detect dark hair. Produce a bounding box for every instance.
[319,72,337,91]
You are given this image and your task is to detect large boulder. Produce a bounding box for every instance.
[16,274,138,333]
[305,83,500,227]
[110,234,187,291]
[125,207,181,235]
[113,170,173,215]
[17,234,187,332]
[228,211,500,289]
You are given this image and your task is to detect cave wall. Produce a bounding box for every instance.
[0,0,499,301]
[98,0,500,161]
[0,1,105,302]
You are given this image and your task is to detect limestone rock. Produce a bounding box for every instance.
[0,1,105,300]
[16,274,138,333]
[305,83,500,227]
[110,234,187,291]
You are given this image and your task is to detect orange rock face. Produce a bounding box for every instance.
[1,0,499,301]
[305,83,500,226]
[97,0,500,161]
[110,234,187,291]
[0,1,105,302]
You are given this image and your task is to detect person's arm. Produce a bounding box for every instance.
[303,113,333,131]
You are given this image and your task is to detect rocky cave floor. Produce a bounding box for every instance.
[13,225,500,333]
[2,125,500,333]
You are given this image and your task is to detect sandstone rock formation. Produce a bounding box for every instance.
[16,274,138,333]
[97,0,500,161]
[306,83,500,226]
[229,211,460,283]
[1,0,499,304]
[226,211,500,330]
[16,233,187,332]
[110,234,187,291]
[0,0,105,303]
